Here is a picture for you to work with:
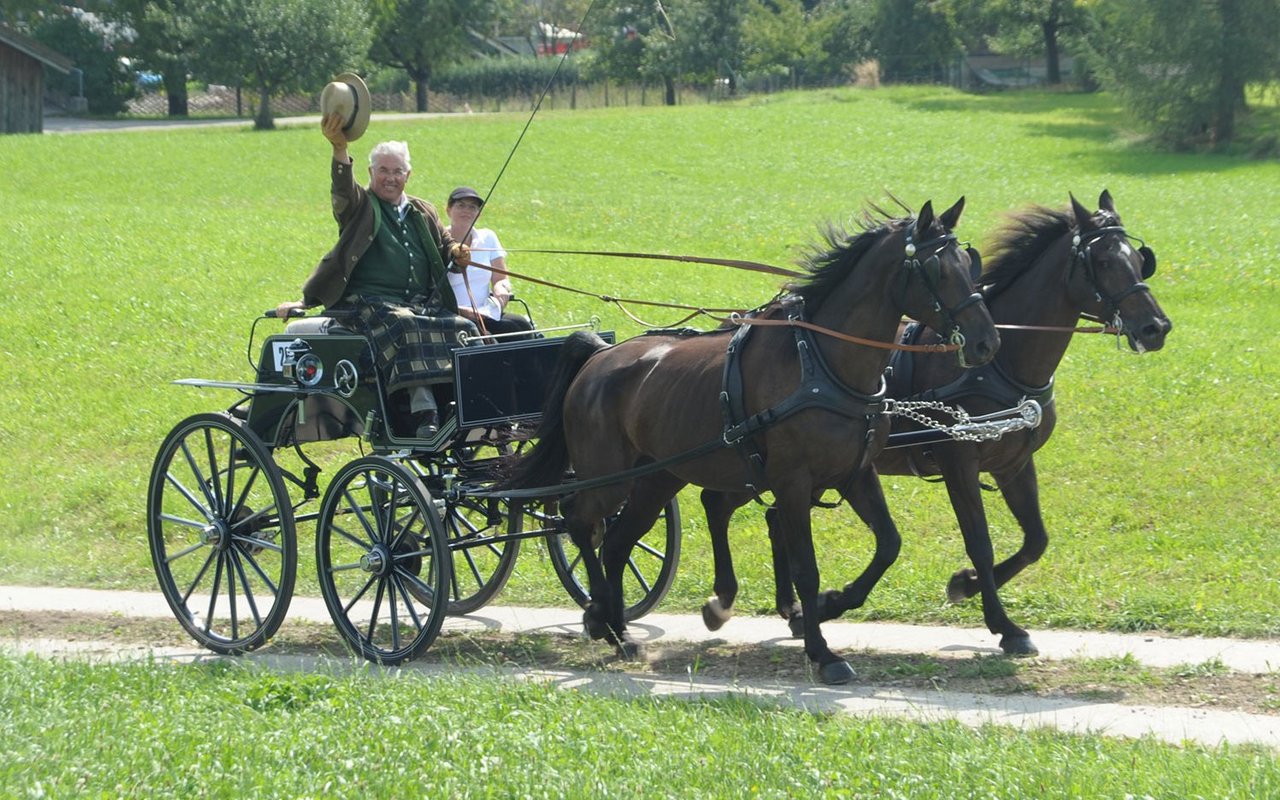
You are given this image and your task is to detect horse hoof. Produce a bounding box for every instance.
[1000,633,1039,656]
[787,614,804,639]
[946,569,979,604]
[701,597,731,632]
[583,606,610,641]
[819,659,856,685]
[618,638,644,660]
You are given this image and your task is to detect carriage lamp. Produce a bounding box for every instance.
[281,338,324,387]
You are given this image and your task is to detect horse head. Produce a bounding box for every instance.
[1068,190,1172,353]
[896,197,1000,367]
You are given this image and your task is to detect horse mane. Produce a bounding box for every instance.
[979,205,1074,299]
[786,208,907,314]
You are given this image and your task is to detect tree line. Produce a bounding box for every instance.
[5,0,1278,150]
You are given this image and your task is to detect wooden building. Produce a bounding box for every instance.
[1,24,73,134]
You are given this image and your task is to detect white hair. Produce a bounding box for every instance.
[368,140,411,170]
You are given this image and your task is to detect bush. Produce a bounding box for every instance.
[34,10,136,115]
[435,57,578,104]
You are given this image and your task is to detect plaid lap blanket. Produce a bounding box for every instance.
[347,297,479,394]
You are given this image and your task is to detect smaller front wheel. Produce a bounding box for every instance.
[315,456,451,665]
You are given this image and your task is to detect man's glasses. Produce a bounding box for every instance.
[374,166,408,179]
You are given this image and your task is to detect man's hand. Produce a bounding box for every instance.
[322,112,350,164]
[449,243,472,267]
[322,112,347,146]
[276,300,305,320]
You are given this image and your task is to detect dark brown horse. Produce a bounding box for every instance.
[506,199,999,683]
[701,190,1172,656]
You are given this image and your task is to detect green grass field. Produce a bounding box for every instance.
[2,85,1278,642]
[4,84,1280,796]
[3,652,1278,798]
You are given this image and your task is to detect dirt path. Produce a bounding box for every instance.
[4,585,1278,750]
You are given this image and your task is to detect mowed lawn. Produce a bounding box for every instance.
[2,85,1278,643]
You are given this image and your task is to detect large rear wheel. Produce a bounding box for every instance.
[440,494,520,615]
[546,498,681,621]
[147,413,296,654]
[315,456,450,665]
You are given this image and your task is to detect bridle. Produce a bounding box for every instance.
[1069,224,1157,334]
[895,222,986,361]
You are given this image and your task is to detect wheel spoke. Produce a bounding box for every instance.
[626,556,653,595]
[178,440,218,512]
[160,512,210,531]
[165,538,211,564]
[164,470,216,523]
[232,542,277,611]
[202,428,225,515]
[179,548,217,605]
[391,572,426,631]
[227,464,264,527]
[223,550,239,641]
[364,579,386,645]
[205,554,224,634]
[230,532,283,556]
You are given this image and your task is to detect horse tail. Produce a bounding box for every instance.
[500,330,610,492]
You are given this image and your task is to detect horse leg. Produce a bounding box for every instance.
[599,474,686,657]
[559,493,618,646]
[766,505,804,637]
[937,458,1037,656]
[810,467,903,622]
[699,489,753,631]
[774,490,856,685]
[947,458,1049,599]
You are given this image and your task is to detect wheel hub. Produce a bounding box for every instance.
[359,546,389,576]
[200,520,229,549]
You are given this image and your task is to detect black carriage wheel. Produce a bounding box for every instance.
[545,497,681,621]
[315,456,450,665]
[147,413,297,654]
[441,494,521,616]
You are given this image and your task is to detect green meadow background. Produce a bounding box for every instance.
[2,86,1278,640]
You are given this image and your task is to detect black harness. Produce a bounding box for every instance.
[720,296,887,495]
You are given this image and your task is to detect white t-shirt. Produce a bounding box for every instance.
[447,227,506,321]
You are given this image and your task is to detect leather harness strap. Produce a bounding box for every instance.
[720,297,887,496]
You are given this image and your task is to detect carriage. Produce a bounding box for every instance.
[146,310,681,666]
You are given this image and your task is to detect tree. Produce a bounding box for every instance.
[1089,0,1280,147]
[742,0,813,89]
[110,0,199,116]
[32,6,137,115]
[868,0,961,83]
[192,0,369,130]
[367,0,494,113]
[953,0,1086,84]
[669,0,747,94]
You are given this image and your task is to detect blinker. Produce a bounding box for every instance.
[1138,246,1157,279]
[966,247,983,282]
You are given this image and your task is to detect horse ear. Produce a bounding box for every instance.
[1099,189,1116,215]
[1069,193,1092,228]
[917,200,935,235]
[938,196,965,231]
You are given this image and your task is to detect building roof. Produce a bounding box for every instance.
[0,24,74,73]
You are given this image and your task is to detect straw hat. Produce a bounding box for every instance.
[319,72,371,142]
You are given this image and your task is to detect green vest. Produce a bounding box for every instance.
[347,198,447,301]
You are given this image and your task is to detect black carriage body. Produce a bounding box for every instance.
[239,325,612,451]
[247,332,382,446]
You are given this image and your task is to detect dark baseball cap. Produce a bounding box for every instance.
[448,186,484,206]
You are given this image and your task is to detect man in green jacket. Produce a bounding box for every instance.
[277,112,475,438]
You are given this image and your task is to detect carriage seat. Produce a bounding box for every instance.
[284,316,354,335]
